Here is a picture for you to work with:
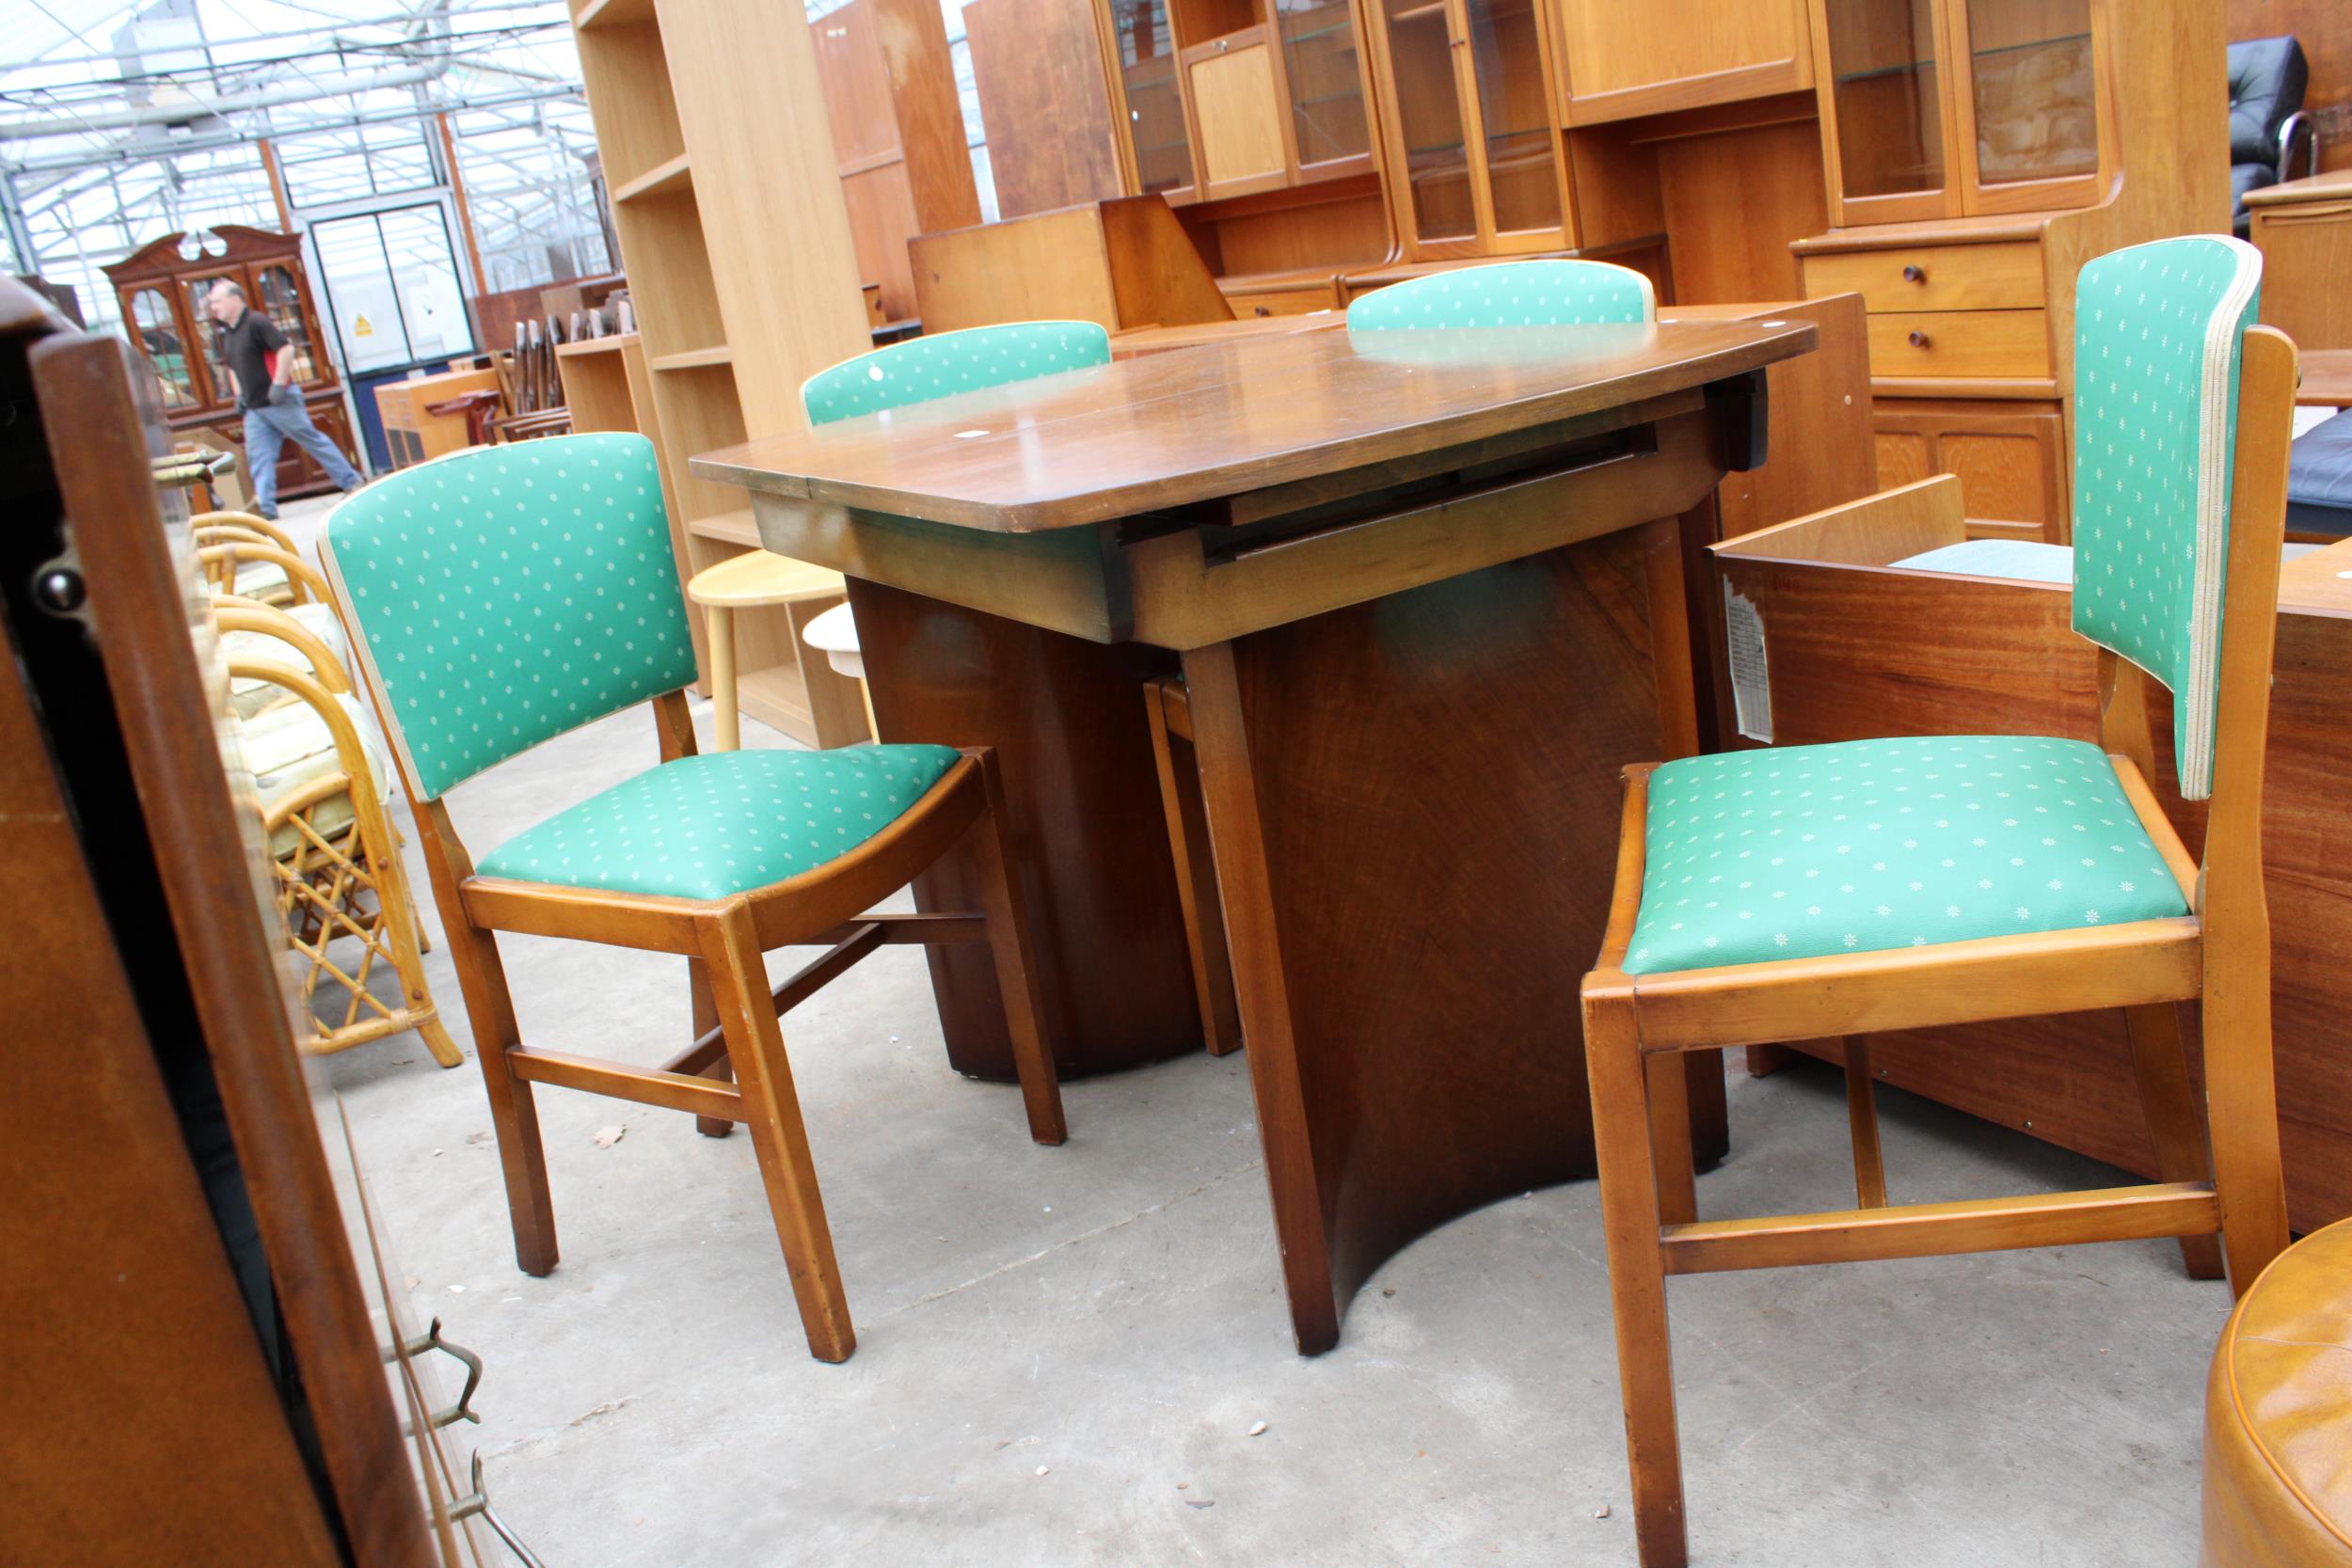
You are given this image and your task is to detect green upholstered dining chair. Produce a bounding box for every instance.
[318,432,1065,1364]
[800,320,1111,423]
[1343,257,1656,329]
[1577,234,2296,1567]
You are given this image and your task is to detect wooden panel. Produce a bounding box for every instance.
[2250,191,2352,350]
[1656,118,1829,304]
[1872,397,2067,539]
[1867,308,2050,378]
[1189,40,1288,188]
[1223,277,1341,316]
[1876,428,1933,487]
[570,18,686,187]
[911,206,1119,331]
[1098,193,1234,328]
[814,0,899,166]
[964,0,1123,217]
[1557,0,1813,124]
[1941,430,2055,529]
[1193,182,1394,276]
[1801,238,2044,313]
[841,158,925,321]
[874,0,984,233]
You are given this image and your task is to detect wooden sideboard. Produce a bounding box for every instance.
[2247,167,2352,350]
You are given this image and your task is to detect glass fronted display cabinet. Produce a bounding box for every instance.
[1096,0,1378,204]
[103,224,357,500]
[1362,0,1568,256]
[1810,0,2104,225]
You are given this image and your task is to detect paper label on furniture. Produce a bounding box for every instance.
[1724,582,1772,744]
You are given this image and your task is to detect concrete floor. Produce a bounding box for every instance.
[281,493,2226,1567]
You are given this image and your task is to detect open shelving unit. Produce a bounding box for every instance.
[564,0,873,748]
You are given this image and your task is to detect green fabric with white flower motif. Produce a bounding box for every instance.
[1620,736,2188,975]
[800,321,1111,425]
[474,744,961,899]
[1345,259,1654,330]
[324,434,702,800]
[2070,235,2264,801]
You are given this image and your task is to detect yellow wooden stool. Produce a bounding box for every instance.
[683,550,846,751]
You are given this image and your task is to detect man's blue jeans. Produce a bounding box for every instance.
[244,393,362,516]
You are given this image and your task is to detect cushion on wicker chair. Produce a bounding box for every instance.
[224,601,350,718]
[474,744,961,900]
[237,691,392,860]
[1621,736,2189,975]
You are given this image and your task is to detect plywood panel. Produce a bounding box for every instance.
[875,0,984,233]
[966,0,1124,216]
[911,206,1120,331]
[843,159,924,321]
[1656,117,1828,304]
[1557,0,1811,123]
[1189,42,1287,187]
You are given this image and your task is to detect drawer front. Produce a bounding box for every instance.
[1226,282,1339,318]
[1804,242,2044,314]
[1867,310,2051,380]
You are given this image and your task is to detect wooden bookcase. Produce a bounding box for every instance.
[565,0,871,745]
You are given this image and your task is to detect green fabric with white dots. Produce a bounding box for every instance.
[800,321,1111,425]
[1620,736,2188,976]
[325,434,702,800]
[2070,234,2264,802]
[1345,259,1654,330]
[473,745,961,899]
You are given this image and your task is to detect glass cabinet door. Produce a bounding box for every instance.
[1462,0,1560,236]
[1112,0,1196,197]
[183,271,245,409]
[1820,0,1947,218]
[255,264,322,386]
[127,289,199,412]
[1275,0,1372,175]
[1380,0,1476,244]
[1959,0,2095,199]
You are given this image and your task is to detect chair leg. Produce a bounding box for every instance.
[707,603,739,752]
[970,751,1068,1146]
[703,907,854,1362]
[1586,990,1690,1568]
[1841,1037,1889,1210]
[1645,1053,1697,1226]
[444,915,558,1276]
[2196,963,2291,1297]
[2122,1004,2223,1279]
[689,956,734,1140]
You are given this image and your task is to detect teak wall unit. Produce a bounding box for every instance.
[566,0,871,747]
[1792,0,2230,542]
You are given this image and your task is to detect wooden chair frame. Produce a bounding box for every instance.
[392,687,1064,1363]
[198,538,329,608]
[193,509,299,555]
[1581,327,2298,1568]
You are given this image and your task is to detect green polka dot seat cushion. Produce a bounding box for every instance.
[321,433,701,800]
[1621,736,2188,975]
[1345,259,1656,330]
[474,745,961,900]
[800,321,1111,425]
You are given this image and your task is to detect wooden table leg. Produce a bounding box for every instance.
[1182,531,1728,1353]
[845,579,1203,1081]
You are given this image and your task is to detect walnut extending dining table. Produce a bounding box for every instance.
[694,319,1818,1354]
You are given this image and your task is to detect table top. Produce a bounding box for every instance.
[2296,348,2352,406]
[2244,167,2352,207]
[691,317,1815,533]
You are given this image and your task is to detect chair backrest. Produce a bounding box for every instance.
[318,432,699,801]
[800,321,1111,425]
[1344,259,1656,330]
[2226,37,2308,169]
[2069,234,2265,802]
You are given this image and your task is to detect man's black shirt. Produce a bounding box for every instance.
[215,308,287,410]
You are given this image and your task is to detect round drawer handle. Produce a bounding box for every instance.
[1908,329,1932,349]
[1216,37,1228,49]
[1902,264,1928,284]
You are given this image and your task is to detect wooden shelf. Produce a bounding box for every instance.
[687,507,761,547]
[612,152,693,204]
[650,345,735,372]
[555,331,642,358]
[575,0,656,30]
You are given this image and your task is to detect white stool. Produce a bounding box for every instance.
[801,600,874,741]
[683,550,847,751]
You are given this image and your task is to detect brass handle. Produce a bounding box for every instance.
[1902,264,1927,284]
[385,1318,484,1431]
[449,1452,548,1568]
[1908,330,1931,349]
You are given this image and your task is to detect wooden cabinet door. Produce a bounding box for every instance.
[1944,0,2102,215]
[1810,0,1960,226]
[1873,398,2068,541]
[1184,31,1292,197]
[1555,0,1812,126]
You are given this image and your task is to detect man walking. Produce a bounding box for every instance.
[205,279,362,519]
